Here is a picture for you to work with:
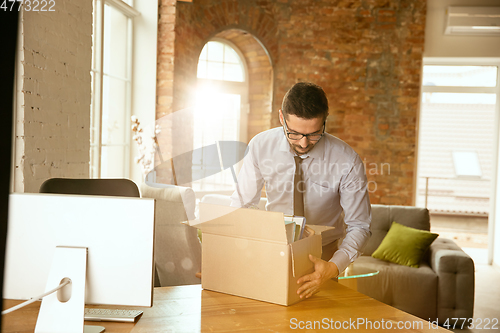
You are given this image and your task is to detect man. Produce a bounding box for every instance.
[230,82,371,299]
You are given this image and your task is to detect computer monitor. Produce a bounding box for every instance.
[3,193,155,331]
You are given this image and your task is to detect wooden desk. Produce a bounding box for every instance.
[3,281,449,332]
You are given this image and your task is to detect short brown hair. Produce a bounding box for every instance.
[281,82,328,121]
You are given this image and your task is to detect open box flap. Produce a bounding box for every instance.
[289,226,322,277]
[286,227,322,305]
[192,203,288,244]
[305,224,335,235]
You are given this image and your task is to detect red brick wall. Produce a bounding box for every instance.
[157,0,426,205]
[155,0,176,183]
[157,0,176,119]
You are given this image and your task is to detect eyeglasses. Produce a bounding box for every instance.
[283,117,325,142]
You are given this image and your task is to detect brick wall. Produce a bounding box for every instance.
[158,0,426,205]
[157,0,176,119]
[155,0,176,184]
[156,0,279,184]
[15,1,93,192]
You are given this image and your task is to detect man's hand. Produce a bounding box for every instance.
[296,255,339,299]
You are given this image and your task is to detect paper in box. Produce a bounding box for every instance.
[190,203,325,306]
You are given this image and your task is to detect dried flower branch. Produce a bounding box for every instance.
[131,116,161,175]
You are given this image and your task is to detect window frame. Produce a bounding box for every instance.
[417,57,500,266]
[197,38,247,83]
[196,38,249,143]
[90,0,139,179]
[193,39,249,194]
[417,57,500,192]
[421,58,499,94]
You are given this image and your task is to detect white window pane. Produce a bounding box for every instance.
[423,65,497,87]
[418,92,495,177]
[207,42,224,62]
[422,93,496,104]
[101,146,126,178]
[91,0,133,179]
[103,4,128,78]
[199,45,208,60]
[197,60,207,79]
[224,63,244,82]
[453,151,482,177]
[102,76,127,145]
[192,92,241,191]
[197,41,246,83]
[417,91,495,213]
[224,45,240,64]
[193,92,240,144]
[207,61,223,80]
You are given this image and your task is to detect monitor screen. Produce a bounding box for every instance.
[3,193,155,307]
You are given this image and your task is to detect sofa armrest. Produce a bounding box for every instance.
[142,183,196,220]
[429,238,475,325]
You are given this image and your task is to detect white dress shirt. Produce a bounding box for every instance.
[230,127,372,274]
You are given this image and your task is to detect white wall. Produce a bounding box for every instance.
[425,0,500,57]
[13,0,158,191]
[494,99,500,267]
[493,65,500,268]
[14,2,93,193]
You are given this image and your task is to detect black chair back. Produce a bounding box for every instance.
[39,178,140,198]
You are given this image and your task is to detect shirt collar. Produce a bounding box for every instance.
[305,135,326,160]
[278,128,326,160]
[279,129,290,153]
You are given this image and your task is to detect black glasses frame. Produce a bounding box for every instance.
[282,117,325,142]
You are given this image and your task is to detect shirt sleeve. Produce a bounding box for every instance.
[230,140,265,208]
[329,154,372,274]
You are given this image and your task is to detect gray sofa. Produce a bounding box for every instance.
[354,204,475,325]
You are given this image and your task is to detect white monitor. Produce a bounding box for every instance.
[3,193,155,308]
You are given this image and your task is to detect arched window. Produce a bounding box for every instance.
[197,40,245,82]
[193,40,248,192]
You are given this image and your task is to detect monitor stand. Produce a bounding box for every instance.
[35,246,105,333]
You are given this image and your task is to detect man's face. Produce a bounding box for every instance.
[279,110,325,156]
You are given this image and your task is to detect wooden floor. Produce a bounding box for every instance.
[450,264,500,333]
[429,214,500,332]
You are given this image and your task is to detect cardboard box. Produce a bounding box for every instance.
[191,203,323,306]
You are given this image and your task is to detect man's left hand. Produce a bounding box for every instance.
[296,254,339,299]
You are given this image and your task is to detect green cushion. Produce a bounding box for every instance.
[372,221,438,268]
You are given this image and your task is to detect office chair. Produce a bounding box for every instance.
[39,178,140,198]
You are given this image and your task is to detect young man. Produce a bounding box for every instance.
[230,82,371,299]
